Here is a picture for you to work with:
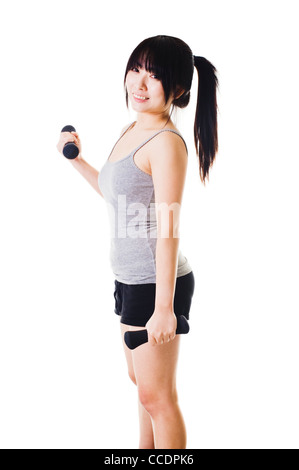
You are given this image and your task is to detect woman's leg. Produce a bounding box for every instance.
[138,400,154,449]
[132,334,186,449]
[120,323,155,449]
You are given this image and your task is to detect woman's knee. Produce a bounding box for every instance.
[138,385,178,417]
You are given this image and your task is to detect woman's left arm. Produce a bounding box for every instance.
[146,132,188,345]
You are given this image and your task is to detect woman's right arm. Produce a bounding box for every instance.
[56,130,103,198]
[70,155,103,198]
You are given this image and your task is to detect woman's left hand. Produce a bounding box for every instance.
[145,310,177,346]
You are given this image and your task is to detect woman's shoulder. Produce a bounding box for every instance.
[165,122,181,133]
[119,122,135,136]
[155,126,188,155]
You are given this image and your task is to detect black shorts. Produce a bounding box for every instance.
[113,271,195,327]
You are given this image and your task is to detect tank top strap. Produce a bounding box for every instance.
[121,121,136,137]
[132,129,188,156]
[107,122,135,161]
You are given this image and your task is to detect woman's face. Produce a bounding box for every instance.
[125,64,174,115]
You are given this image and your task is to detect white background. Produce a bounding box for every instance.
[0,0,298,449]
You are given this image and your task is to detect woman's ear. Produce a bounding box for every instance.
[175,87,185,100]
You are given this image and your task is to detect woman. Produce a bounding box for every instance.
[57,35,218,449]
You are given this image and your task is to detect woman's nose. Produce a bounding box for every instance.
[136,72,147,90]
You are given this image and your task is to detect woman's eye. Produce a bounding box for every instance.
[130,67,159,80]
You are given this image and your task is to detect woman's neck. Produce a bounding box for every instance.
[133,112,172,131]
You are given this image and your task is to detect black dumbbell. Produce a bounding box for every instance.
[61,125,79,159]
[124,315,190,350]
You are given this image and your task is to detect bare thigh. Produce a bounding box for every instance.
[120,323,147,384]
[132,334,181,397]
[120,323,180,393]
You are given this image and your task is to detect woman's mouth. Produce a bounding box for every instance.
[133,93,149,103]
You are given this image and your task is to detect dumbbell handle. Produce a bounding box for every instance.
[124,315,190,350]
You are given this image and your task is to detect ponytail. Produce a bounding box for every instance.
[193,56,219,184]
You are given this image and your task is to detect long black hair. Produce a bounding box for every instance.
[124,35,219,184]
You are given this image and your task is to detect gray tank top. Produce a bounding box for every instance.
[98,122,192,284]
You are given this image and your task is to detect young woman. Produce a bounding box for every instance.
[57,35,218,449]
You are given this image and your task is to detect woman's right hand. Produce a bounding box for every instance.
[56,130,82,160]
